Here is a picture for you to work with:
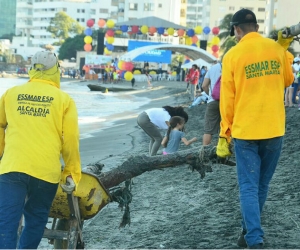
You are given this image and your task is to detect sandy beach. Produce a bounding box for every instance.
[71,78,300,249]
[33,76,300,249]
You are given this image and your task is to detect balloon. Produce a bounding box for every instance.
[187,29,195,37]
[104,47,112,54]
[115,30,122,35]
[184,59,190,64]
[177,29,185,36]
[211,36,220,45]
[211,45,219,52]
[191,43,197,47]
[133,70,141,74]
[191,35,198,43]
[120,71,126,79]
[194,26,203,34]
[106,29,114,37]
[121,25,128,32]
[106,44,114,51]
[106,37,114,44]
[137,30,142,35]
[84,36,92,44]
[118,61,124,70]
[98,19,106,28]
[149,26,157,33]
[124,71,133,81]
[185,37,192,45]
[106,19,115,28]
[203,26,211,34]
[149,71,156,75]
[157,27,165,35]
[84,28,93,36]
[172,71,177,76]
[86,19,94,27]
[131,25,139,33]
[84,44,92,52]
[167,27,174,35]
[141,25,148,34]
[212,27,220,35]
[124,62,134,71]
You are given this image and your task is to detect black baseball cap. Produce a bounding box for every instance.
[230,8,257,36]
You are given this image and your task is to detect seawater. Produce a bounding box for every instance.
[0,78,150,136]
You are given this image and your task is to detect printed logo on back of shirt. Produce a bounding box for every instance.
[245,60,280,79]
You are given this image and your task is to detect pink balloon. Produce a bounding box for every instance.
[84,44,92,52]
[124,62,134,71]
[212,27,220,35]
[131,26,139,33]
[212,45,219,52]
[86,19,94,28]
[177,29,185,36]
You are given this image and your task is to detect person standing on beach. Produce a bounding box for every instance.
[0,51,82,249]
[137,106,188,156]
[201,61,221,145]
[215,9,294,248]
[161,116,197,155]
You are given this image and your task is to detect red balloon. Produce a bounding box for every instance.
[124,62,134,71]
[177,29,185,36]
[212,27,220,35]
[106,29,114,37]
[131,26,139,33]
[84,44,92,52]
[149,26,157,33]
[86,19,94,28]
[211,45,219,52]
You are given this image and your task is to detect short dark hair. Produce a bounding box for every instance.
[238,22,257,34]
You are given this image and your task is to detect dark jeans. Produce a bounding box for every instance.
[234,136,283,247]
[0,172,58,249]
[292,82,299,104]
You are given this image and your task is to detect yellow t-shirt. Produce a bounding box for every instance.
[220,32,294,140]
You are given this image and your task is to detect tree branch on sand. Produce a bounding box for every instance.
[86,144,236,189]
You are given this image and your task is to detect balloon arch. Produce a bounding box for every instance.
[83,18,220,81]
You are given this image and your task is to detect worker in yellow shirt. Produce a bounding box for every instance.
[0,51,81,248]
[216,9,294,249]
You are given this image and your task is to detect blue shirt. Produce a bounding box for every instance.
[163,130,185,154]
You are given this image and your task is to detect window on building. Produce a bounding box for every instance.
[63,8,67,12]
[90,9,96,14]
[274,9,277,17]
[229,6,235,11]
[158,3,162,8]
[181,0,186,3]
[257,19,264,23]
[144,3,154,11]
[258,8,265,12]
[77,18,80,22]
[81,9,85,13]
[99,8,108,13]
[77,9,80,13]
[180,9,185,17]
[129,3,138,11]
[81,18,85,22]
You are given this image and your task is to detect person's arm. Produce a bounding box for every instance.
[202,78,210,95]
[285,51,296,87]
[61,98,82,190]
[161,136,168,146]
[181,137,197,146]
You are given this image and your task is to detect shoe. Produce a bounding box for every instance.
[248,243,264,249]
[237,230,247,248]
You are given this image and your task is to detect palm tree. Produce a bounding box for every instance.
[218,14,237,60]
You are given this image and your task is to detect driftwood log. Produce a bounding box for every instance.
[86,144,235,189]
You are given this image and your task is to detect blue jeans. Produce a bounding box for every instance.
[292,82,299,104]
[234,137,283,247]
[0,172,58,249]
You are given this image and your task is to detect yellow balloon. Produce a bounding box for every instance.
[104,48,112,54]
[124,71,133,81]
[194,26,203,34]
[167,27,174,35]
[141,25,149,34]
[106,37,114,44]
[106,19,115,28]
[185,37,192,45]
[149,71,156,75]
[118,61,124,70]
[115,30,122,35]
[172,71,177,76]
[211,36,220,45]
[133,70,141,75]
[84,36,93,44]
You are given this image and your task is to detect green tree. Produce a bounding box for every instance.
[218,13,237,59]
[47,12,84,44]
[58,34,85,60]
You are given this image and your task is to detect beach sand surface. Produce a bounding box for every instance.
[44,78,300,249]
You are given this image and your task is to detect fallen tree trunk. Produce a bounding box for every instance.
[86,144,235,189]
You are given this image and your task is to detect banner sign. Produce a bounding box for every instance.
[85,55,112,66]
[127,40,171,63]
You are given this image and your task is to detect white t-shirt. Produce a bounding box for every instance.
[145,108,171,129]
[204,63,222,103]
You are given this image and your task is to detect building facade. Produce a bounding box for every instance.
[0,0,17,37]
